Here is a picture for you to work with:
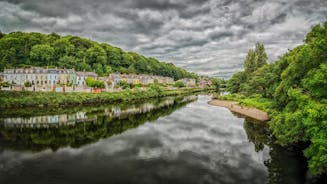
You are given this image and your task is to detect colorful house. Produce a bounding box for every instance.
[48,69,58,87]
[35,68,48,86]
[57,69,68,84]
[180,78,196,87]
[67,69,77,85]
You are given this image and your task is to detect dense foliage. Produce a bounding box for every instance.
[0,87,202,108]
[174,81,186,88]
[226,22,327,175]
[226,43,268,95]
[0,32,197,80]
[85,77,105,88]
[210,78,225,92]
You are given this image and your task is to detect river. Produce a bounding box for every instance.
[0,95,321,184]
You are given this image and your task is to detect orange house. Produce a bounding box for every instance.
[92,88,102,93]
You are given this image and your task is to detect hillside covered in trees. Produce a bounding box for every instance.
[226,22,327,175]
[0,32,197,80]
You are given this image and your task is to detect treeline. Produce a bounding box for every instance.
[226,22,327,175]
[0,32,197,80]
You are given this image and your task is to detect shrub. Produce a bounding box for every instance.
[117,80,130,89]
[85,77,105,88]
[24,81,32,87]
[174,81,185,88]
[1,82,10,87]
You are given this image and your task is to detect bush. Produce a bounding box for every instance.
[150,83,162,94]
[1,82,10,87]
[85,77,105,88]
[24,81,32,87]
[117,80,130,89]
[174,81,185,88]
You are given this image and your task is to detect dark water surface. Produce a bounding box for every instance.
[0,95,321,184]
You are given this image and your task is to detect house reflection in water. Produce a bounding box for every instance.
[0,96,198,129]
[2,111,90,128]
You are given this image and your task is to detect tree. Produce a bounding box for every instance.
[53,38,74,59]
[85,77,105,88]
[30,44,55,66]
[0,31,4,39]
[302,64,327,99]
[244,49,256,73]
[211,78,223,92]
[0,32,197,79]
[254,43,268,68]
[226,71,247,93]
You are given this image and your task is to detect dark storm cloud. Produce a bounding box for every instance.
[0,0,326,77]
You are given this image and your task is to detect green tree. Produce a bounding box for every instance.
[226,71,247,93]
[30,44,55,66]
[244,49,256,73]
[211,78,223,92]
[85,77,105,88]
[0,32,197,80]
[254,43,268,69]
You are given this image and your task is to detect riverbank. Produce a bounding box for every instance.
[0,87,207,108]
[209,99,269,122]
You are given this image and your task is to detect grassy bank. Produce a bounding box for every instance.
[0,87,205,108]
[214,93,274,112]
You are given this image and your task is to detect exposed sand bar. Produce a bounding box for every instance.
[208,100,269,122]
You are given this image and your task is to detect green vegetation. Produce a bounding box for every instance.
[1,81,10,87]
[0,87,203,108]
[117,80,131,89]
[224,22,327,175]
[218,94,273,111]
[210,78,225,92]
[226,43,268,95]
[174,81,186,88]
[24,81,32,87]
[0,32,197,80]
[85,77,105,88]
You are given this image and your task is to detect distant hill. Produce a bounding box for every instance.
[0,32,197,80]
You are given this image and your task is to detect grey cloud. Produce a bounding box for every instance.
[0,0,326,77]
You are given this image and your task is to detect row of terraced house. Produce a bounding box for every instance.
[0,67,196,92]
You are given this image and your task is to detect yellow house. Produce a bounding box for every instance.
[34,68,47,86]
[133,78,140,84]
[58,69,68,84]
[122,77,128,82]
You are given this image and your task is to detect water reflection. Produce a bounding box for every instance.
[0,96,197,151]
[0,95,324,184]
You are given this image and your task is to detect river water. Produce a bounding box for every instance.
[0,95,321,184]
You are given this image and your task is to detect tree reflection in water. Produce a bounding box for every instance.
[243,119,325,184]
[0,96,197,152]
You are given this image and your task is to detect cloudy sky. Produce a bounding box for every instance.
[0,0,326,77]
